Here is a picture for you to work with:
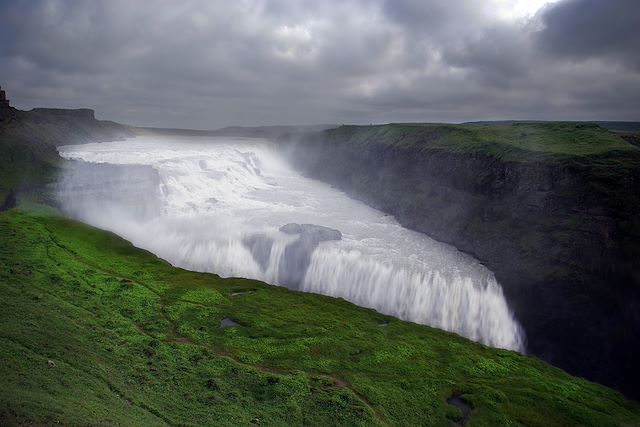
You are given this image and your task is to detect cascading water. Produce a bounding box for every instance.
[57,135,525,352]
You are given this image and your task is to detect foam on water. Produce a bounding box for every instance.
[58,135,525,351]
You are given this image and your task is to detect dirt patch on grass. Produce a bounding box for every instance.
[447,393,472,425]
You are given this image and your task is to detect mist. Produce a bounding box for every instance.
[55,135,524,351]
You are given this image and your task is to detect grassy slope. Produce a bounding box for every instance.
[327,122,639,160]
[1,201,639,426]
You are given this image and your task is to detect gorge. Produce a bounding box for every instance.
[56,136,524,352]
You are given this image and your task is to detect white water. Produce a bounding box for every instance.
[58,135,525,351]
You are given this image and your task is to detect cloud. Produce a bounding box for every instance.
[441,23,533,87]
[0,0,638,128]
[535,0,640,70]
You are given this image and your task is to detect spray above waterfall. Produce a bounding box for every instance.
[57,135,525,352]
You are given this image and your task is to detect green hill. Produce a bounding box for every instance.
[320,122,638,159]
[1,203,639,426]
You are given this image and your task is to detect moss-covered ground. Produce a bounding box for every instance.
[1,199,639,426]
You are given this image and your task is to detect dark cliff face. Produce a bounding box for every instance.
[280,125,640,399]
[11,108,133,146]
[0,107,133,204]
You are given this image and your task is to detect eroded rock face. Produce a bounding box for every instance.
[0,190,16,211]
[242,234,274,272]
[279,223,342,241]
[242,223,342,289]
[278,223,342,288]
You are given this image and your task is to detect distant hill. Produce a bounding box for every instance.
[594,121,640,134]
[464,119,640,135]
[135,124,338,140]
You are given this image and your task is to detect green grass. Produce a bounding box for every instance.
[324,122,640,161]
[1,201,639,426]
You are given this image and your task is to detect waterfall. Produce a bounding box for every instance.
[302,246,523,350]
[57,135,525,352]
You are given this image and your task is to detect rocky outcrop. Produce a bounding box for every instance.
[279,223,342,241]
[280,126,640,399]
[243,223,342,289]
[0,106,134,203]
[11,108,132,146]
[0,190,16,211]
[0,85,14,122]
[0,105,14,123]
[278,223,342,287]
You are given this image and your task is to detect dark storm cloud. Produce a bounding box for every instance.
[442,24,532,87]
[535,0,640,69]
[0,0,638,128]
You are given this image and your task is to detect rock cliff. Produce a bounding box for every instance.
[0,107,133,205]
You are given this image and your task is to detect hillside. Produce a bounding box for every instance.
[134,124,337,139]
[2,201,639,426]
[281,122,640,399]
[318,122,636,158]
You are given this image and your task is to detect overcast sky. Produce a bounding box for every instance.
[1,0,638,129]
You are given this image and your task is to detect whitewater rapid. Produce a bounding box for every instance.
[57,135,525,351]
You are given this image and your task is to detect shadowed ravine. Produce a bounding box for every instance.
[56,135,524,351]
